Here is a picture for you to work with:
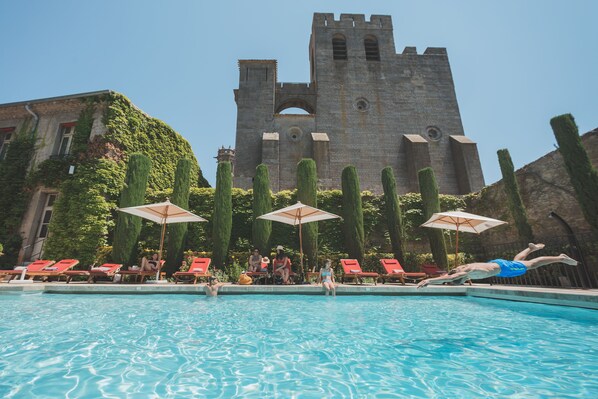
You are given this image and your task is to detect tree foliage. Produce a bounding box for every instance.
[0,121,35,268]
[550,114,598,235]
[497,149,534,242]
[165,158,193,275]
[418,167,449,269]
[112,153,152,265]
[252,164,272,255]
[381,167,406,264]
[212,162,233,268]
[341,166,365,263]
[296,159,318,268]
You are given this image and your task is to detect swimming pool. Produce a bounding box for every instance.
[1,294,597,398]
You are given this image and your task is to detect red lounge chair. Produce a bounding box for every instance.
[379,259,427,285]
[118,260,166,283]
[0,260,56,282]
[421,264,447,278]
[340,259,379,285]
[25,259,79,281]
[246,261,269,284]
[63,263,123,283]
[173,258,211,284]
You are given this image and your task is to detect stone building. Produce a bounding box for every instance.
[0,91,201,266]
[233,13,484,194]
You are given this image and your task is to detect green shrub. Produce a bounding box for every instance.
[112,153,151,265]
[497,149,534,242]
[381,167,407,264]
[341,166,365,263]
[252,164,272,255]
[297,159,318,270]
[551,114,598,235]
[165,158,193,275]
[418,167,449,269]
[212,162,232,268]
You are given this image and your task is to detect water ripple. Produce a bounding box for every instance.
[0,294,597,398]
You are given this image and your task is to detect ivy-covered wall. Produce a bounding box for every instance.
[38,92,206,266]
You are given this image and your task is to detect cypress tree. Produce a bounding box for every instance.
[381,167,406,265]
[341,166,365,263]
[497,149,534,242]
[165,158,193,275]
[252,164,272,256]
[297,159,318,269]
[212,161,233,268]
[112,153,151,265]
[418,167,449,269]
[550,114,598,235]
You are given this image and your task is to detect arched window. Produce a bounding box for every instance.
[364,36,380,61]
[332,35,347,60]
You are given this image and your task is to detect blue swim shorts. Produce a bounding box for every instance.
[489,259,527,278]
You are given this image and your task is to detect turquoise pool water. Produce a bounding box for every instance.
[0,294,597,398]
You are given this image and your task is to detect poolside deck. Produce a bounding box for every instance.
[2,281,598,309]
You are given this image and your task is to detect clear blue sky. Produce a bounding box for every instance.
[1,0,596,187]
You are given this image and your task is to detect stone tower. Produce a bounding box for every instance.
[233,13,484,194]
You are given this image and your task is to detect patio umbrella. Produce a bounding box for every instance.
[421,211,507,268]
[117,200,208,281]
[257,201,341,276]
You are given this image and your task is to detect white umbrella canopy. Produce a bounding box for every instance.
[421,211,507,268]
[118,200,208,280]
[257,201,341,275]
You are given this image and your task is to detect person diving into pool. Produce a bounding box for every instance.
[417,243,578,288]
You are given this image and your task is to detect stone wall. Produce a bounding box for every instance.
[233,13,485,195]
[467,129,598,245]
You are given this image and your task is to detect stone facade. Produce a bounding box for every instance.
[233,13,485,194]
[0,91,110,262]
[467,129,598,244]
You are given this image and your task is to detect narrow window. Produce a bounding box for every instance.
[57,123,76,156]
[0,127,15,160]
[332,35,347,60]
[37,194,57,239]
[364,36,380,61]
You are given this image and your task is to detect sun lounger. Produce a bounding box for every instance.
[340,259,379,285]
[63,263,123,283]
[0,260,56,282]
[173,258,211,284]
[118,260,165,283]
[379,259,427,285]
[421,264,447,278]
[25,259,79,281]
[245,261,270,284]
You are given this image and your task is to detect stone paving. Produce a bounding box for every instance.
[2,282,597,310]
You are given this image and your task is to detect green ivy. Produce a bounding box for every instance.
[0,120,35,268]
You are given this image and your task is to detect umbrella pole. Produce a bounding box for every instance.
[454,225,459,270]
[299,222,304,280]
[157,221,167,281]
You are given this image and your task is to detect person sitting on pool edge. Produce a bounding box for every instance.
[318,259,336,296]
[417,243,578,288]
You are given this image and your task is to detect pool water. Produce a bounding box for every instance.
[0,294,597,398]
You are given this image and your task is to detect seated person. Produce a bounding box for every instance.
[260,256,270,272]
[248,248,262,272]
[318,259,336,296]
[273,251,292,284]
[141,253,160,272]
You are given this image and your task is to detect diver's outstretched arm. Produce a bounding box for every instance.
[417,272,468,288]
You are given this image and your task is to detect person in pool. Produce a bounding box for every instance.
[318,259,336,296]
[204,276,222,297]
[417,243,578,288]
